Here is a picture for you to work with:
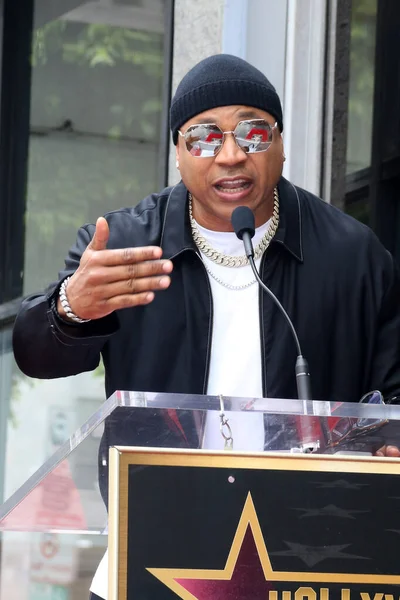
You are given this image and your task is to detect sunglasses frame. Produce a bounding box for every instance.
[177,119,277,157]
[328,390,388,448]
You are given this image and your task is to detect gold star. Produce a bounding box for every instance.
[147,492,273,600]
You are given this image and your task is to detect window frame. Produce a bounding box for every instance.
[0,0,34,311]
[344,0,400,259]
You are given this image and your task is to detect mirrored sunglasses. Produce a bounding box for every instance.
[178,119,275,157]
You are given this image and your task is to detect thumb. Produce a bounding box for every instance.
[89,217,109,251]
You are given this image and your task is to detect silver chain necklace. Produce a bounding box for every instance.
[202,260,258,290]
[188,187,279,268]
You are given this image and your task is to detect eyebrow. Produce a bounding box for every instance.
[236,109,264,119]
[190,116,217,125]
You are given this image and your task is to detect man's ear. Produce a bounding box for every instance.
[175,146,180,170]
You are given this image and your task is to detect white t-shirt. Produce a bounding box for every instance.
[90,219,269,598]
[198,219,268,452]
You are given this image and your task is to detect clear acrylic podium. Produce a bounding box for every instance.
[1,391,400,600]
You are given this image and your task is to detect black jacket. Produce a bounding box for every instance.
[12,177,400,501]
[13,176,400,402]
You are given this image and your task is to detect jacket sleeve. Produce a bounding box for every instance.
[12,224,119,379]
[368,237,400,402]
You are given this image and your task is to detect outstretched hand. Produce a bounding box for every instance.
[57,217,173,322]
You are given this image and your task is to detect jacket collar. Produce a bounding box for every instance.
[161,176,303,262]
[160,181,196,259]
[275,177,303,262]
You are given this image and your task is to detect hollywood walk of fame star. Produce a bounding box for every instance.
[312,479,369,490]
[292,504,369,519]
[146,492,400,599]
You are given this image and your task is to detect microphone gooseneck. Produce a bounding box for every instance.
[231,205,312,401]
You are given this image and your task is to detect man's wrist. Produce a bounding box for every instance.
[51,296,83,327]
[57,277,91,324]
[56,296,76,323]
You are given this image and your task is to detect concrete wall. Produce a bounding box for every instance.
[283,0,327,196]
[322,0,352,208]
[168,0,225,185]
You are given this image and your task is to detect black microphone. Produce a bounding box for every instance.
[231,205,312,401]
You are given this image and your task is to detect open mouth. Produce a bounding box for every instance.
[214,179,252,194]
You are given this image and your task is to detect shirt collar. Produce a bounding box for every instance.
[161,177,303,262]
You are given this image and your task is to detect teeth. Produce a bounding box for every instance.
[220,179,248,186]
[216,180,250,193]
[217,186,247,193]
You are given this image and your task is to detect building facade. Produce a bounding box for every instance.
[0,0,399,597]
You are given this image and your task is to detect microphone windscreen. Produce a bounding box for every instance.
[231,206,255,240]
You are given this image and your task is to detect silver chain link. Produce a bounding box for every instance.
[202,261,257,290]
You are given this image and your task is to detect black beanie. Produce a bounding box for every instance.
[170,54,283,145]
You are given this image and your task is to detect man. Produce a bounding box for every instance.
[12,54,400,598]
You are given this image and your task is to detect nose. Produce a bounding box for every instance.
[214,132,247,166]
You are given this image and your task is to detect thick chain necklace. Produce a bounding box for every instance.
[188,187,279,267]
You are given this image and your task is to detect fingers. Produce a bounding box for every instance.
[64,276,167,319]
[85,216,164,264]
[75,291,157,319]
[88,245,164,267]
[104,292,157,311]
[89,217,110,251]
[71,221,175,319]
[385,445,400,457]
[375,445,400,457]
[84,259,173,285]
[66,253,173,320]
[104,274,171,298]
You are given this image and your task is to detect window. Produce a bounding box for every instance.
[24,0,170,295]
[345,0,378,226]
[346,0,378,175]
[0,1,173,597]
